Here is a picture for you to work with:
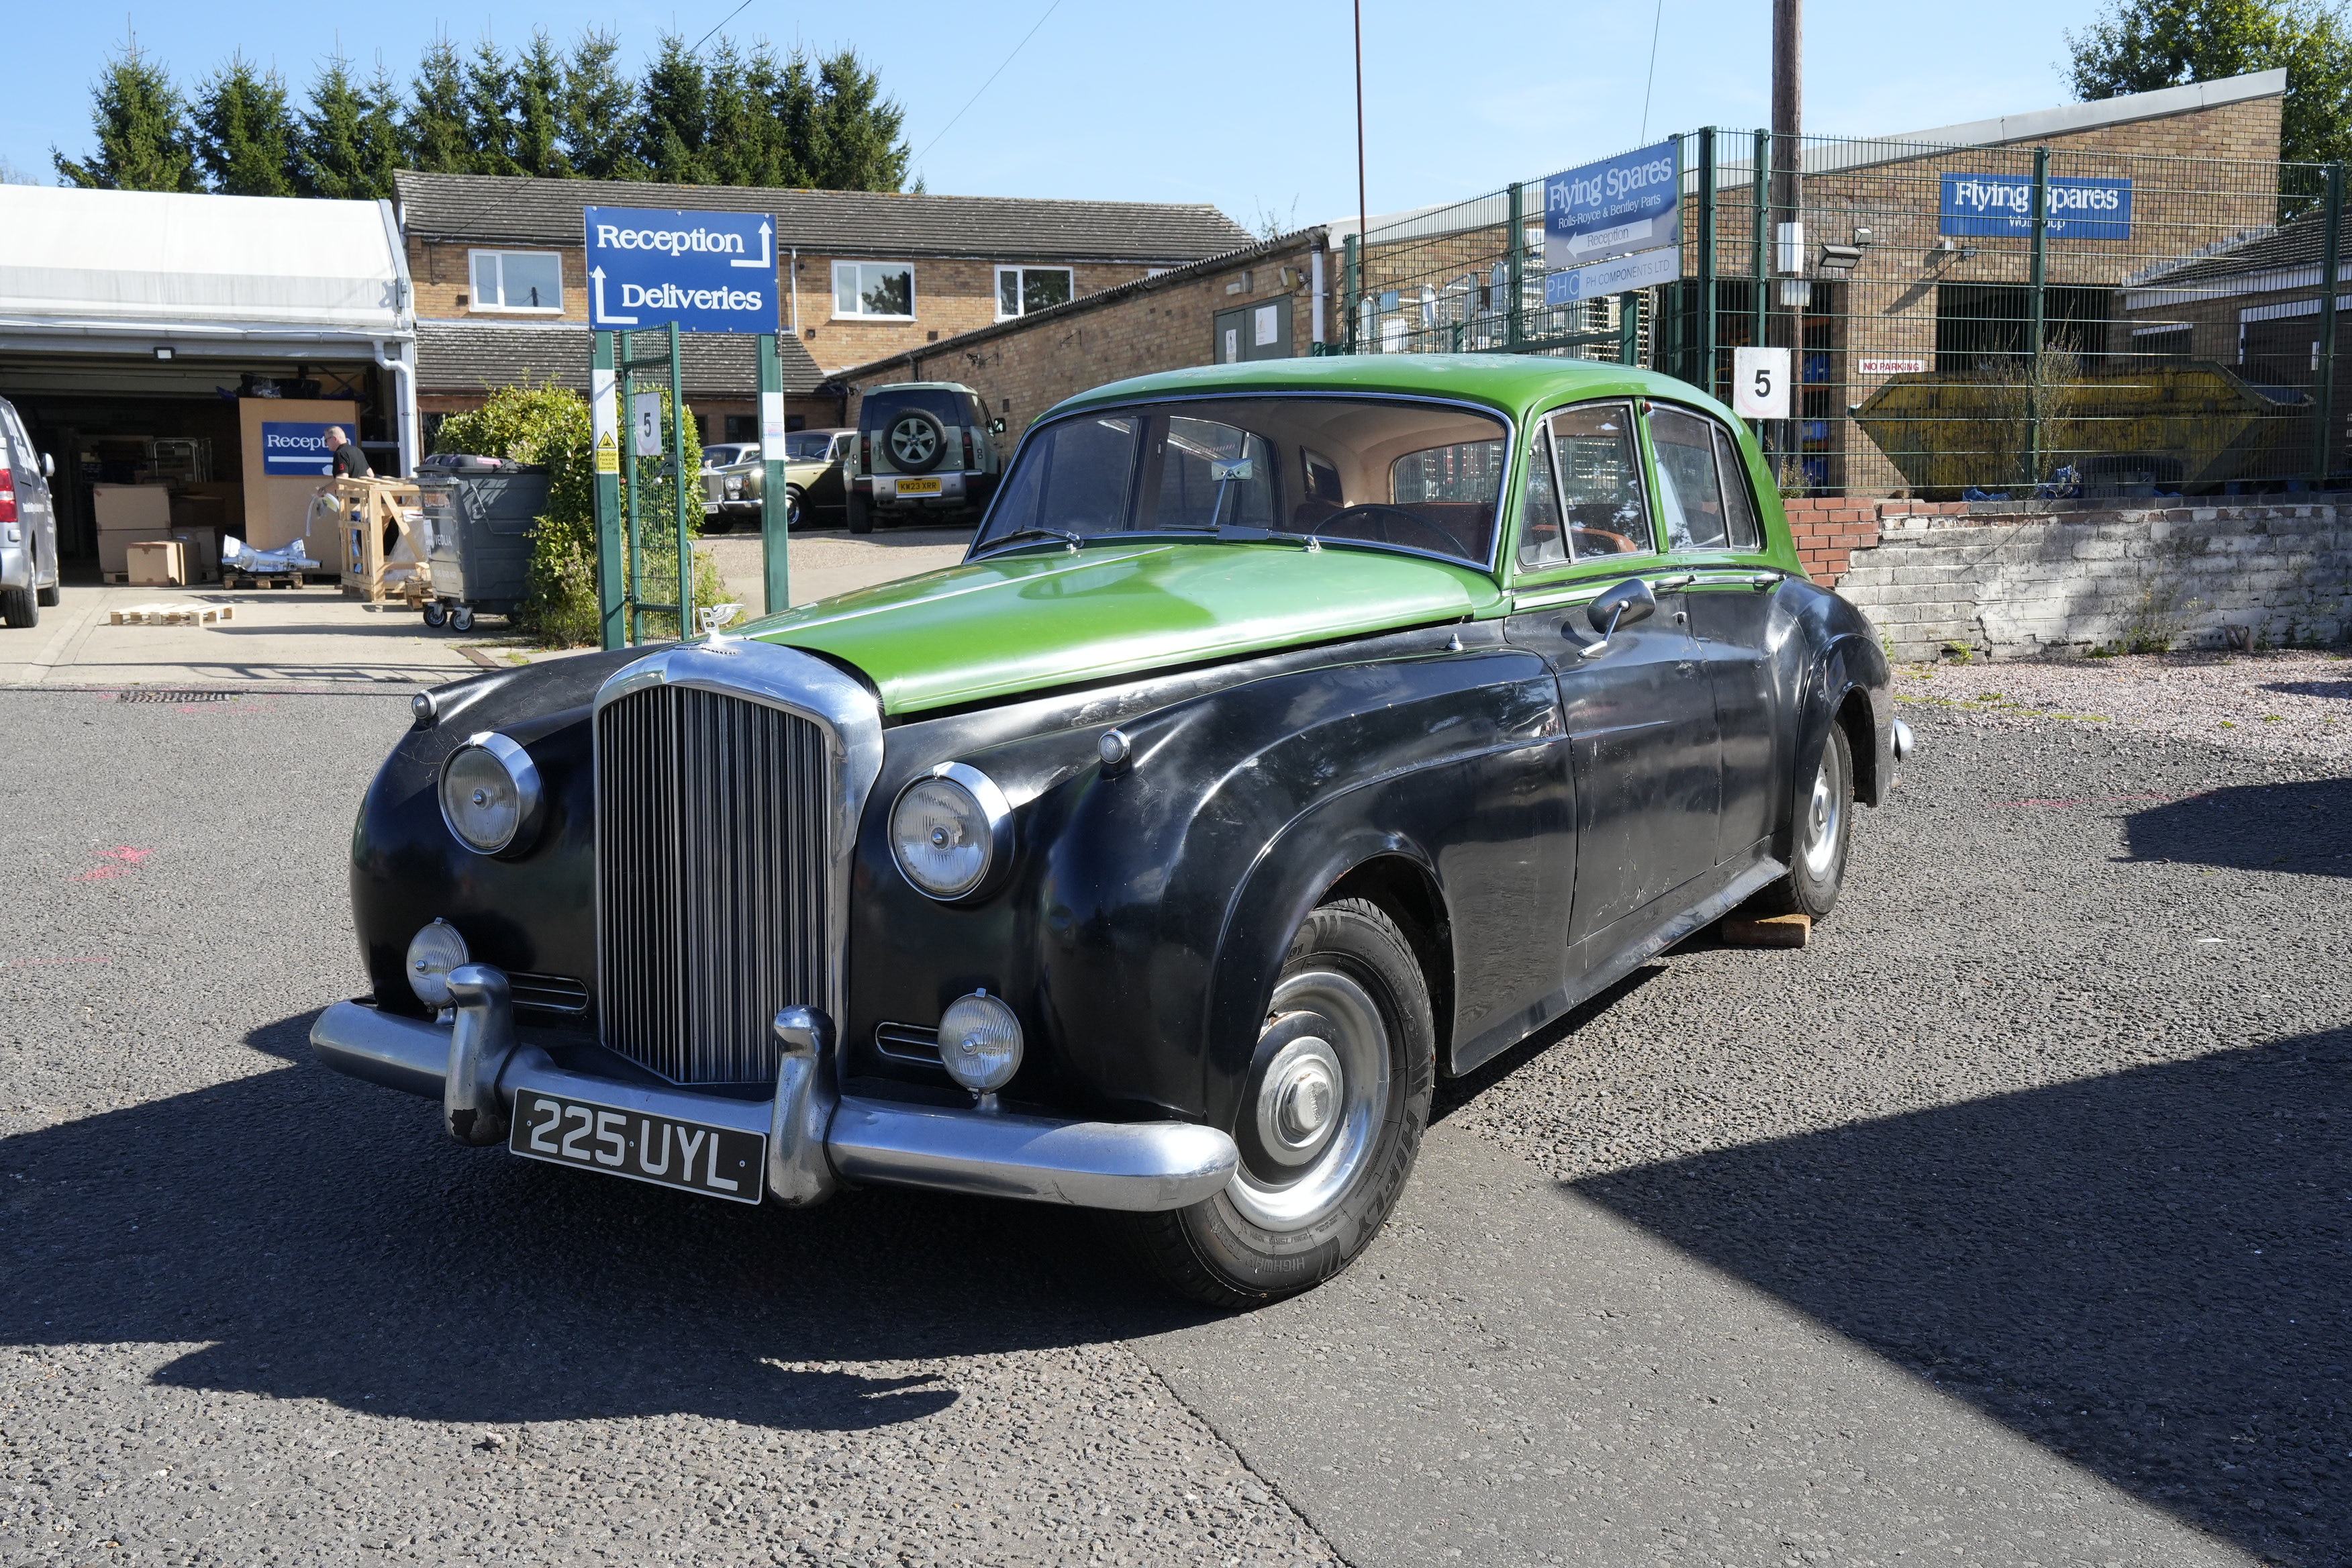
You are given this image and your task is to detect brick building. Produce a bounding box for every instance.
[395,171,1253,442]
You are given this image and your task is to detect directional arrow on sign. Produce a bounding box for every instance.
[732,219,773,271]
[591,267,638,326]
[1565,217,1655,257]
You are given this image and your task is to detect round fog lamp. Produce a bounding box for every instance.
[438,732,544,856]
[889,763,1013,901]
[938,990,1024,1094]
[405,918,469,1011]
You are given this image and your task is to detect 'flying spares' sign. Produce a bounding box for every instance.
[1940,173,2133,240]
[584,205,776,334]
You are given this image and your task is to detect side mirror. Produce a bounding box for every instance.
[1580,577,1657,658]
[988,418,1008,435]
[40,452,54,479]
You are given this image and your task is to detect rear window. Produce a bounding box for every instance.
[861,389,968,430]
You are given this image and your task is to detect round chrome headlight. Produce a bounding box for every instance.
[889,762,1013,901]
[405,918,469,1011]
[438,732,544,856]
[938,990,1024,1094]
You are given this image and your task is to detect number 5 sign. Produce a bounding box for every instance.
[1732,346,1792,420]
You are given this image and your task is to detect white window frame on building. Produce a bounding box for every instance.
[995,264,1075,320]
[833,260,917,321]
[468,250,565,313]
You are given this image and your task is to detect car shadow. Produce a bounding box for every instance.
[2259,679,2352,701]
[1571,1030,2351,1565]
[2122,778,2352,877]
[0,1010,1205,1432]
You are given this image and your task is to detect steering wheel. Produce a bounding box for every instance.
[1314,503,1465,558]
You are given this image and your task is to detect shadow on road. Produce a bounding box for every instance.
[1572,1030,2351,1565]
[0,1011,1202,1432]
[2122,777,2352,877]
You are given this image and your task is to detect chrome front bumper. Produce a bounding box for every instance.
[311,963,1238,1214]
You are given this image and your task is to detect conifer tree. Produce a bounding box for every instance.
[463,39,520,177]
[193,54,295,197]
[511,32,570,179]
[562,30,642,181]
[294,53,398,200]
[803,49,910,193]
[634,36,712,185]
[54,42,201,191]
[405,38,470,175]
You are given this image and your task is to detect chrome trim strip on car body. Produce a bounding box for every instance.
[308,990,1236,1214]
[592,639,887,1084]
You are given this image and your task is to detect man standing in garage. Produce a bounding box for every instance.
[324,426,371,479]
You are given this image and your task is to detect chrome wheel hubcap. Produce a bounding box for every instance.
[1800,756,1843,878]
[1229,969,1390,1232]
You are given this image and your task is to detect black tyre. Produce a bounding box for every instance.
[1,585,36,628]
[882,409,946,474]
[421,600,447,628]
[846,491,873,534]
[702,513,735,535]
[785,487,806,529]
[1117,898,1434,1308]
[37,584,60,607]
[1753,719,1853,919]
[449,605,476,634]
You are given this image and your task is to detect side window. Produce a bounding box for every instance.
[1517,418,1565,569]
[1649,405,1732,551]
[1550,401,1651,560]
[1711,424,1762,551]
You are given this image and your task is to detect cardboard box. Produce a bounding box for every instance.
[97,526,154,575]
[93,483,172,534]
[168,528,220,583]
[125,540,186,587]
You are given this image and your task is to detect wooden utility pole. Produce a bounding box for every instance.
[1771,0,1802,281]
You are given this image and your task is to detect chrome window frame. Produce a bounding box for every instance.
[970,390,1521,578]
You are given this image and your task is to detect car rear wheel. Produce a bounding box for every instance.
[1,585,36,628]
[1116,897,1434,1307]
[1753,719,1853,919]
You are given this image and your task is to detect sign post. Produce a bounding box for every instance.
[585,205,780,644]
[758,335,790,616]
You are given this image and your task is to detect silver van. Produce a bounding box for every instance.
[0,397,58,628]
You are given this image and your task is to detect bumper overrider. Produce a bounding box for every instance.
[310,969,1240,1212]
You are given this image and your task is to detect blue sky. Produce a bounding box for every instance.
[9,1,2113,222]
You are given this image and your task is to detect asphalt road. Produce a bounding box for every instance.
[2,685,2345,1566]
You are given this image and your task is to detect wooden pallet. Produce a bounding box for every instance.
[102,571,225,588]
[108,602,236,626]
[221,573,303,590]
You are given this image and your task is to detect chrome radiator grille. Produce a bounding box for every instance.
[595,683,832,1083]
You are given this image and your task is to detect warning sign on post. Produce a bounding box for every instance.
[595,434,619,475]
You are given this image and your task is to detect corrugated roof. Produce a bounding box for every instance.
[395,172,1253,262]
[415,319,827,398]
[0,185,406,340]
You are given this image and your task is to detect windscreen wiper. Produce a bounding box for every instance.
[977,526,1085,556]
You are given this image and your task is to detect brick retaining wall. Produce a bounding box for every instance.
[1806,498,2352,661]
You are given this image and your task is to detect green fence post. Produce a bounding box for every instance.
[622,331,644,645]
[1618,291,1639,365]
[758,333,789,617]
[1751,128,1771,470]
[2315,162,2343,487]
[2026,146,2049,489]
[668,321,694,640]
[1343,234,1360,354]
[591,330,624,651]
[1698,127,1718,398]
[1506,181,1525,352]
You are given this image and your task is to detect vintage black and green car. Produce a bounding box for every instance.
[313,355,1910,1305]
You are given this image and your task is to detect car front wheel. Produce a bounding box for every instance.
[1117,897,1434,1307]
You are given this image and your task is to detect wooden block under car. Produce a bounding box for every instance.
[1720,912,1811,948]
[124,540,187,587]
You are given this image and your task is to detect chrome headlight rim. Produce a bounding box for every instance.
[888,761,1014,903]
[438,730,545,857]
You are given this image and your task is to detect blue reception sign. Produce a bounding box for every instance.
[1545,140,1683,270]
[1941,173,2133,240]
[583,205,775,333]
[261,422,338,476]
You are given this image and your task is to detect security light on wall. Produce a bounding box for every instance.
[1851,226,1875,247]
[1817,242,1864,278]
[152,346,174,361]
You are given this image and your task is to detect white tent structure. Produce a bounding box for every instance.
[0,186,418,473]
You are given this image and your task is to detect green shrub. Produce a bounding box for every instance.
[430,381,705,646]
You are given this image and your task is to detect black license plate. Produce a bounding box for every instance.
[508,1091,767,1205]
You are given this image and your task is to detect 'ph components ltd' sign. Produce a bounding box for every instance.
[1941,173,2133,240]
[1545,140,1682,270]
[585,205,777,334]
[260,422,337,476]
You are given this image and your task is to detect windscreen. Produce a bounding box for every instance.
[975,397,1509,568]
[785,432,835,460]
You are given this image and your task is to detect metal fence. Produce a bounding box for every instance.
[1342,129,2345,500]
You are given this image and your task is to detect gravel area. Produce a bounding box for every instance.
[1897,647,2352,762]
